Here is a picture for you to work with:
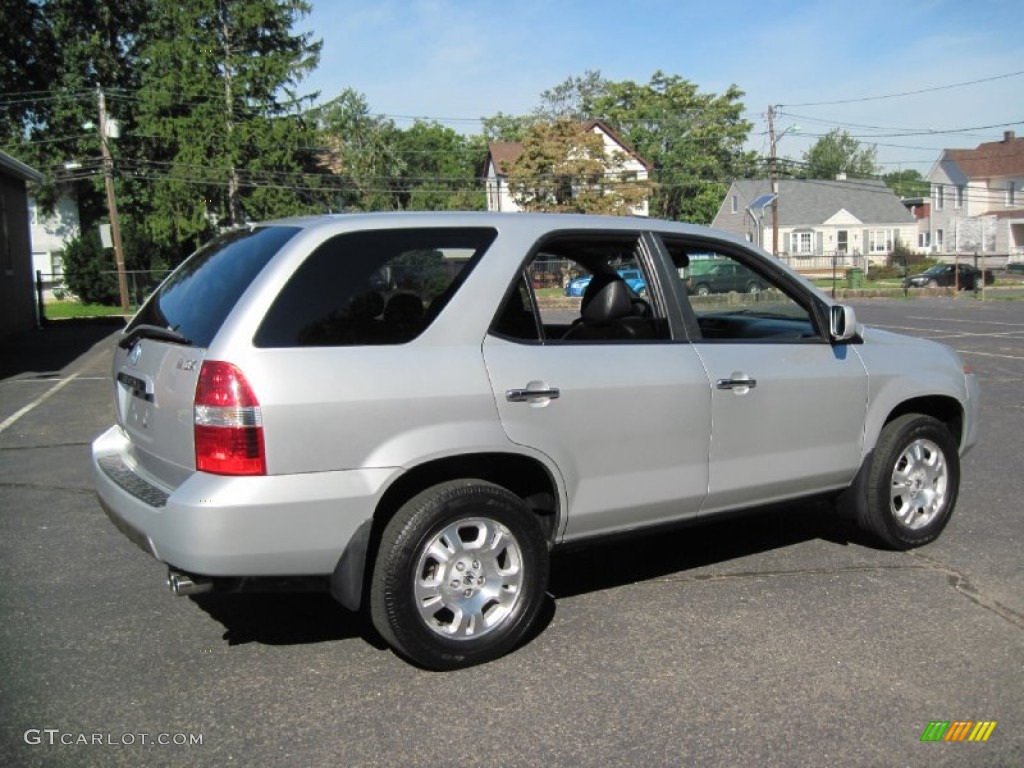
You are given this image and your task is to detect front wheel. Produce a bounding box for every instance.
[370,480,549,669]
[855,414,960,549]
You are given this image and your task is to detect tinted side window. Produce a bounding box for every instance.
[255,227,497,347]
[491,234,668,344]
[128,226,300,349]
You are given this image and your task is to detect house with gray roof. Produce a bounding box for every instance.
[712,178,918,268]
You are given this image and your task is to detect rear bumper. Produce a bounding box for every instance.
[92,425,398,577]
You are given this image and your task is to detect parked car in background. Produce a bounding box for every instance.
[903,263,994,290]
[565,267,646,296]
[687,260,765,295]
[93,211,980,670]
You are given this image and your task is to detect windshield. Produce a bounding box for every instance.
[127,226,300,348]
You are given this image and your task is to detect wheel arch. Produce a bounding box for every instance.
[330,452,561,611]
[874,395,964,452]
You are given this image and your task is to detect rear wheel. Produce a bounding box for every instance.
[694,283,711,296]
[370,480,549,669]
[746,281,764,294]
[853,414,960,549]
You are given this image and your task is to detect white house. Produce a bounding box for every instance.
[484,120,651,216]
[712,178,917,269]
[927,131,1024,258]
[29,194,80,281]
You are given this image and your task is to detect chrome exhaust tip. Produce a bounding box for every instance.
[167,569,213,596]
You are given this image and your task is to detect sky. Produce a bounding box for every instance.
[297,0,1023,174]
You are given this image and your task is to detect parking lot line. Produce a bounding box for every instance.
[0,373,81,434]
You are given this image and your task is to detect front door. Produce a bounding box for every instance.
[658,235,869,514]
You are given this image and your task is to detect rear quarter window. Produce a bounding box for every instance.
[254,227,497,347]
[128,226,300,348]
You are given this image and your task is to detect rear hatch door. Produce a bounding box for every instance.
[116,225,300,487]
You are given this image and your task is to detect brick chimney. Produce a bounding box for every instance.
[1005,130,1016,142]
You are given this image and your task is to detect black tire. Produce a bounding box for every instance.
[851,414,960,549]
[746,281,764,294]
[370,480,549,670]
[694,283,711,296]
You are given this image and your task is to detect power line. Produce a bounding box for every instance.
[779,70,1024,108]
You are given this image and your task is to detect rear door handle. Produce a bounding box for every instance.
[506,387,560,403]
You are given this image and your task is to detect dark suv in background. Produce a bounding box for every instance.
[687,260,765,295]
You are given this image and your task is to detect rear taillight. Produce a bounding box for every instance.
[194,361,266,476]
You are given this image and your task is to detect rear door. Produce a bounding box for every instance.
[482,231,711,541]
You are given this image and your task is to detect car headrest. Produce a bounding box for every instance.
[581,278,632,324]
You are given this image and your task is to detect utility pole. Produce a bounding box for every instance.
[97,86,130,312]
[767,105,779,257]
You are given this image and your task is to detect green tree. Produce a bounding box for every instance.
[393,121,485,211]
[480,111,535,143]
[801,129,879,179]
[316,88,405,211]
[589,72,758,223]
[2,0,151,227]
[0,1,55,143]
[535,70,608,122]
[883,168,929,198]
[135,0,325,254]
[506,119,649,215]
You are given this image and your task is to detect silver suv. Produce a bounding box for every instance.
[93,212,980,669]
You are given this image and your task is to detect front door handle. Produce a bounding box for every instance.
[716,377,757,391]
[506,387,560,403]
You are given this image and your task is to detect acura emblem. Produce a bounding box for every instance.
[128,341,142,366]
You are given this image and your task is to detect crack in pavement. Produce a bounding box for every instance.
[657,559,1024,630]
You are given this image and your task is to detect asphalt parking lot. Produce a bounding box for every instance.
[1,298,1021,767]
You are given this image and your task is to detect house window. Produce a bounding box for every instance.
[935,229,944,250]
[935,185,944,211]
[918,232,930,248]
[790,231,814,254]
[1008,181,1017,207]
[837,230,848,253]
[955,185,964,209]
[731,195,738,214]
[868,229,894,254]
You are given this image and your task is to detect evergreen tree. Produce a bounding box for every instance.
[135,0,325,254]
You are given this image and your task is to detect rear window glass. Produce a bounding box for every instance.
[128,226,299,348]
[254,227,497,347]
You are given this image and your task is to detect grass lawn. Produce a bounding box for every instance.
[44,301,128,319]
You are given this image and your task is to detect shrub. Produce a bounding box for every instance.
[63,222,173,305]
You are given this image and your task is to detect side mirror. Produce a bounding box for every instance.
[830,305,860,343]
